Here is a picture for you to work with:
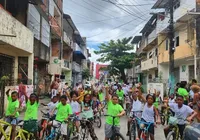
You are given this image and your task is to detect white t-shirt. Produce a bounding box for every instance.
[71,101,80,114]
[169,98,175,104]
[47,101,58,114]
[131,98,143,112]
[169,103,194,125]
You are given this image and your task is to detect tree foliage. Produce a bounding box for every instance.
[94,37,136,82]
[82,68,90,80]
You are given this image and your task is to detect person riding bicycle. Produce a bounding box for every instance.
[5,89,20,140]
[49,95,73,139]
[116,85,124,108]
[24,92,40,139]
[105,86,125,140]
[127,88,145,137]
[81,94,98,140]
[141,94,161,140]
[163,95,197,139]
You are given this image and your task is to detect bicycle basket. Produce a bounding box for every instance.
[168,116,178,125]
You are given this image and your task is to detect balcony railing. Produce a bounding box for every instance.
[72,62,81,73]
[141,57,158,71]
[63,32,71,46]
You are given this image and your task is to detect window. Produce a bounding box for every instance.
[166,39,169,50]
[176,36,179,47]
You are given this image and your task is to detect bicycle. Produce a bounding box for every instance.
[0,119,13,140]
[67,113,80,140]
[129,111,142,140]
[135,117,154,140]
[15,120,36,140]
[166,117,192,140]
[160,106,174,125]
[39,111,55,139]
[104,114,125,140]
[44,121,66,140]
[79,118,90,140]
[93,110,102,128]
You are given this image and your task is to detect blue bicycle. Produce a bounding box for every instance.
[45,121,64,140]
[135,117,154,140]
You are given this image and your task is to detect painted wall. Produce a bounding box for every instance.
[158,25,195,64]
[0,7,34,54]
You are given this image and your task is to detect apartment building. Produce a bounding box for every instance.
[153,0,196,83]
[0,1,35,85]
[132,0,197,91]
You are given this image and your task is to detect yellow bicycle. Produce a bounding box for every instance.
[0,119,12,140]
[15,121,36,140]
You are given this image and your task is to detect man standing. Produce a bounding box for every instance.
[189,79,197,101]
[50,78,59,99]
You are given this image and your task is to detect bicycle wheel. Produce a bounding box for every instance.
[129,122,136,140]
[166,131,176,140]
[111,133,125,140]
[96,116,102,128]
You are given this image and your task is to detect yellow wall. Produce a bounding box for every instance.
[158,25,196,64]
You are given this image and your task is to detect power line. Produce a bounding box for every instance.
[87,19,136,38]
[102,0,147,21]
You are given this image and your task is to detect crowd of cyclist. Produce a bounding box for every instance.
[2,78,200,140]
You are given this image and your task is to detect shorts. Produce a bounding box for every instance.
[141,118,154,135]
[105,124,120,138]
[23,120,38,133]
[5,117,18,125]
[52,120,68,135]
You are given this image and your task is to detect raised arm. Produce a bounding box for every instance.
[5,89,11,97]
[105,86,110,101]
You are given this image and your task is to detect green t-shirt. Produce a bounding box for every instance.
[56,102,72,122]
[6,96,19,118]
[153,97,159,109]
[98,92,103,102]
[24,100,39,120]
[106,101,123,126]
[116,90,124,100]
[178,88,188,100]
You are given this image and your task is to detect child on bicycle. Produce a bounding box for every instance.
[49,95,72,139]
[81,94,98,140]
[24,92,40,139]
[141,94,161,140]
[5,89,19,140]
[68,91,81,133]
[116,85,124,108]
[163,95,197,139]
[127,88,145,137]
[105,86,125,140]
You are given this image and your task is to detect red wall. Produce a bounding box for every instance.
[96,63,108,80]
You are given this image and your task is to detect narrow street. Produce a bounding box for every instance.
[18,98,165,140]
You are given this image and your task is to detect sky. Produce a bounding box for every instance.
[63,0,157,64]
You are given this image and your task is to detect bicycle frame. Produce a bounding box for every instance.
[15,128,35,140]
[135,118,154,140]
[0,120,12,140]
[168,124,180,140]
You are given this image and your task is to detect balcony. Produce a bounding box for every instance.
[141,57,158,71]
[72,62,82,73]
[73,43,86,59]
[49,16,61,37]
[61,59,71,70]
[0,6,33,54]
[63,31,71,46]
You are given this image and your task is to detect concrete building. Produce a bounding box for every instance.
[0,1,35,85]
[132,0,197,93]
[153,0,196,83]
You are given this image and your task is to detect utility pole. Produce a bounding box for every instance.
[196,0,200,80]
[169,0,175,94]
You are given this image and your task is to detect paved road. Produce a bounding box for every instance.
[18,98,166,140]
